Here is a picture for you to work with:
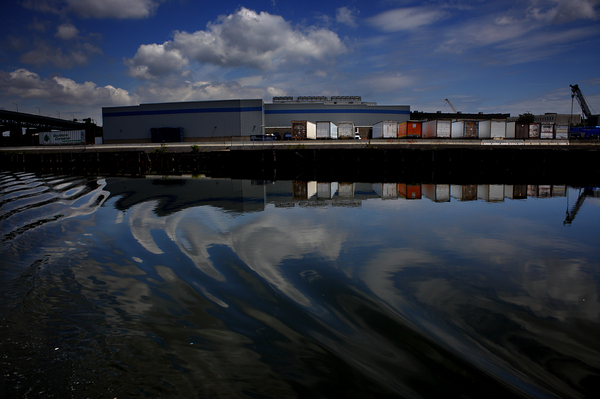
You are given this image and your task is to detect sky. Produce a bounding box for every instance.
[1,0,599,126]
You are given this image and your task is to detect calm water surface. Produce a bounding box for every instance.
[1,171,599,398]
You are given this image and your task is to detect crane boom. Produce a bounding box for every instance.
[570,84,593,119]
[445,99,458,113]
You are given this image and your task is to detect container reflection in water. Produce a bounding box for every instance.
[1,172,599,399]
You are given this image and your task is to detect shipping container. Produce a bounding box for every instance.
[538,185,552,197]
[527,185,539,197]
[372,121,398,139]
[316,121,338,139]
[514,185,527,199]
[451,121,478,138]
[491,119,506,139]
[292,121,317,140]
[406,121,422,138]
[478,120,491,139]
[505,185,527,199]
[398,122,408,138]
[373,183,398,199]
[451,185,477,201]
[540,123,554,139]
[515,122,528,139]
[422,120,452,139]
[489,185,505,202]
[437,120,452,138]
[529,123,541,139]
[337,121,355,139]
[398,184,421,199]
[505,122,517,139]
[422,184,450,202]
[317,182,338,199]
[478,185,506,202]
[477,185,489,201]
[39,130,86,145]
[338,182,355,198]
[552,185,566,197]
[293,181,317,200]
[151,127,183,143]
[555,125,569,140]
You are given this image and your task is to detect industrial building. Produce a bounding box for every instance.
[101,97,410,143]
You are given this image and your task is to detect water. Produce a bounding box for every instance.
[1,171,599,398]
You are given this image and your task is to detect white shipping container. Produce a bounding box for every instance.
[423,184,450,202]
[555,125,569,139]
[489,185,505,202]
[422,120,451,139]
[307,181,317,199]
[317,182,338,199]
[477,185,489,201]
[491,120,506,139]
[478,120,491,139]
[437,120,451,138]
[506,122,516,139]
[451,121,465,138]
[316,121,338,139]
[39,130,86,145]
[540,123,554,139]
[372,121,398,139]
[291,121,317,140]
[505,185,514,199]
[338,182,354,198]
[372,183,398,199]
[338,122,355,139]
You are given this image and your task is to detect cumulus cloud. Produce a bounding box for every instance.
[0,68,133,106]
[56,23,79,40]
[21,0,161,19]
[125,43,189,80]
[367,7,446,32]
[125,8,348,79]
[133,78,281,104]
[336,7,359,27]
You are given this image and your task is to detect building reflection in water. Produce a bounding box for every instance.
[104,177,577,216]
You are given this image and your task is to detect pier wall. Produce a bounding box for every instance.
[2,143,600,184]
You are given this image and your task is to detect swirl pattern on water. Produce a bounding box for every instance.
[1,173,599,398]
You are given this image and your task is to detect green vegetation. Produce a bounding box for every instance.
[517,112,535,123]
[190,144,200,152]
[152,142,167,153]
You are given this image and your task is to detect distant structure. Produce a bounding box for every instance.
[102,97,410,144]
[410,111,510,121]
[506,114,582,125]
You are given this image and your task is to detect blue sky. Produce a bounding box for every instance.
[1,0,599,125]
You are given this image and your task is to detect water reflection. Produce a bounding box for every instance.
[1,171,599,398]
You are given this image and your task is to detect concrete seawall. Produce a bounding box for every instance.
[2,140,600,184]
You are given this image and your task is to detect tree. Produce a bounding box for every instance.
[517,112,535,123]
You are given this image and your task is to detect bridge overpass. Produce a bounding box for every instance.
[1,109,97,146]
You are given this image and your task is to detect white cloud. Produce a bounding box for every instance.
[436,17,533,54]
[125,43,189,80]
[367,7,446,32]
[336,7,359,27]
[21,0,161,19]
[0,68,133,106]
[125,8,347,79]
[56,23,79,40]
[133,78,279,104]
[528,0,599,24]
